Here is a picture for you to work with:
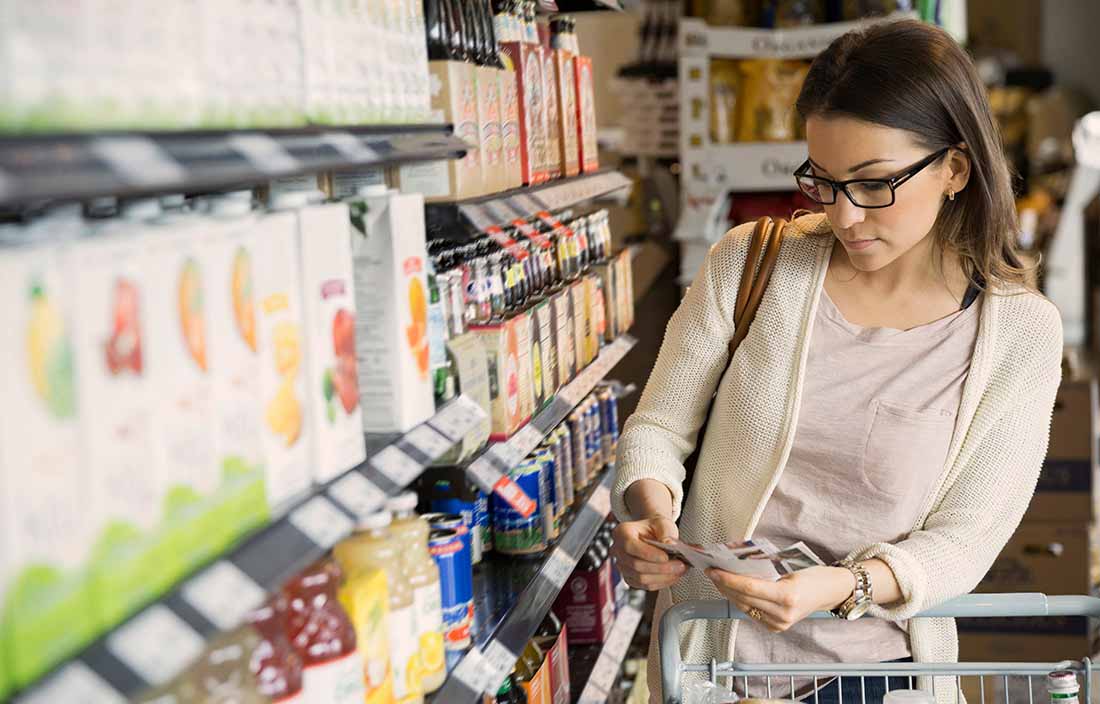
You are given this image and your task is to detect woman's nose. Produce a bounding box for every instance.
[828,193,867,230]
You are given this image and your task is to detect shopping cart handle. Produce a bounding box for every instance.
[658,593,1100,704]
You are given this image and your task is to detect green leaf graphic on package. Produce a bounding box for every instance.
[27,280,76,418]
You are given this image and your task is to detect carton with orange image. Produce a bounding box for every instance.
[345,182,435,434]
[471,314,527,442]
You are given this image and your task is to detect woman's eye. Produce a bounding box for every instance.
[857,181,889,192]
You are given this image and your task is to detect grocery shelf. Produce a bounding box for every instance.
[537,0,624,12]
[702,141,807,194]
[13,394,489,703]
[573,591,647,704]
[423,169,633,241]
[429,471,616,703]
[677,12,916,59]
[0,124,469,209]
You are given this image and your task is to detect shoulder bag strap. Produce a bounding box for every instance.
[729,216,786,355]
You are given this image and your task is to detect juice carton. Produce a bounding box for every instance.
[527,306,547,414]
[498,62,525,190]
[72,227,181,629]
[552,50,581,178]
[533,298,559,405]
[539,47,563,181]
[584,273,606,361]
[574,56,600,173]
[592,262,619,343]
[295,202,366,483]
[434,332,492,465]
[253,203,313,515]
[143,216,223,574]
[516,309,536,425]
[398,61,482,201]
[471,317,525,441]
[0,238,98,686]
[345,185,436,433]
[476,65,506,194]
[501,42,550,186]
[551,288,576,387]
[552,559,614,645]
[570,280,591,369]
[200,193,270,547]
[618,249,636,329]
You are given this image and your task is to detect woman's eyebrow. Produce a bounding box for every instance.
[808,156,897,176]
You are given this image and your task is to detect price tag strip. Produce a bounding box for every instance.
[481,640,519,695]
[466,457,537,518]
[90,136,187,187]
[288,496,354,549]
[369,445,422,487]
[403,424,454,462]
[227,134,299,174]
[459,203,497,232]
[541,547,576,590]
[589,483,612,518]
[430,394,487,442]
[106,605,205,687]
[576,603,645,704]
[181,561,267,632]
[328,471,388,519]
[320,131,378,162]
[450,646,496,697]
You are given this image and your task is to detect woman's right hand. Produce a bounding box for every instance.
[611,516,688,591]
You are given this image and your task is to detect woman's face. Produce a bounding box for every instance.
[804,115,962,272]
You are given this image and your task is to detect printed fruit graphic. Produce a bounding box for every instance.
[405,278,429,380]
[273,321,302,377]
[332,308,359,414]
[177,258,207,371]
[419,631,445,677]
[26,280,76,419]
[266,376,302,447]
[105,278,142,375]
[231,248,257,352]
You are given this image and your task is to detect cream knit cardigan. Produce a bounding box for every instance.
[612,213,1063,704]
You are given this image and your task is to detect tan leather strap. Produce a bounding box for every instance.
[729,216,786,354]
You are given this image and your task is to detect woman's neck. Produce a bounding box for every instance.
[830,233,969,302]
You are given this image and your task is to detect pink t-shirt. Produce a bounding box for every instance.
[733,289,981,698]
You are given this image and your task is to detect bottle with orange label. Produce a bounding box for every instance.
[334,511,424,704]
[386,492,446,694]
[515,638,551,704]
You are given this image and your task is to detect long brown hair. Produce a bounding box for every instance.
[795,19,1032,290]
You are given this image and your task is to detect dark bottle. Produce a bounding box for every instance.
[424,0,449,61]
[496,673,528,704]
[248,600,305,703]
[443,0,467,61]
[481,0,505,68]
[463,0,486,65]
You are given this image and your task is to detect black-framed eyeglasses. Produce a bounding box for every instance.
[793,147,951,209]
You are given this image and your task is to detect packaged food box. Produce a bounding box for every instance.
[471,316,526,441]
[516,308,536,425]
[501,42,550,186]
[583,274,605,362]
[570,280,591,369]
[552,49,581,178]
[552,559,614,645]
[533,298,559,404]
[552,287,577,386]
[476,65,506,194]
[435,332,492,465]
[592,262,619,343]
[498,64,525,190]
[527,305,548,414]
[539,46,563,181]
[574,56,599,173]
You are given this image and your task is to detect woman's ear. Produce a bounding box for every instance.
[945,144,971,195]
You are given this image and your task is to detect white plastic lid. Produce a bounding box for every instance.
[159,194,187,209]
[119,197,163,221]
[268,189,324,211]
[1048,671,1080,693]
[206,193,254,217]
[357,183,388,197]
[359,510,393,531]
[386,492,418,514]
[884,691,936,704]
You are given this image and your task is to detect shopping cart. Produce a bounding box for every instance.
[659,594,1100,704]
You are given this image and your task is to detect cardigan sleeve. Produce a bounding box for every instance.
[848,304,1063,621]
[610,226,748,522]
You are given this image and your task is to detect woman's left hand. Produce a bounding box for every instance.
[705,565,856,633]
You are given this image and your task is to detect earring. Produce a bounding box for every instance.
[946,189,955,201]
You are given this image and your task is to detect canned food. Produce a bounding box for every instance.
[535,447,561,539]
[585,399,602,476]
[475,491,492,555]
[596,386,619,463]
[557,423,576,502]
[551,427,574,508]
[424,512,473,570]
[566,411,588,491]
[430,496,484,565]
[491,457,550,554]
[429,528,473,650]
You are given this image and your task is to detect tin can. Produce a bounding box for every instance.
[535,447,561,539]
[424,512,474,573]
[585,398,602,475]
[428,528,473,650]
[551,426,575,508]
[474,491,492,555]
[430,496,484,565]
[597,385,619,463]
[566,411,588,492]
[491,457,549,554]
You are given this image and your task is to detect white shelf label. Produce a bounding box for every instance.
[405,424,455,460]
[513,425,544,454]
[542,547,576,590]
[289,496,354,548]
[90,136,186,187]
[490,441,526,470]
[430,395,485,441]
[228,134,299,173]
[328,472,387,518]
[321,132,378,162]
[577,605,644,704]
[451,647,496,695]
[182,561,267,631]
[590,483,612,517]
[107,605,205,686]
[482,640,518,694]
[370,445,423,487]
[467,457,502,492]
[18,662,126,704]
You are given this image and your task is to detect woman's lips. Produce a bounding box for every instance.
[843,238,878,251]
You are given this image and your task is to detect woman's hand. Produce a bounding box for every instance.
[705,565,856,633]
[611,516,688,591]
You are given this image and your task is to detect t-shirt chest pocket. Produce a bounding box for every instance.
[860,399,957,497]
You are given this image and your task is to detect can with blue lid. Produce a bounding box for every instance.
[429,494,484,565]
[566,411,587,492]
[597,384,619,463]
[535,446,560,539]
[491,457,549,554]
[550,426,574,509]
[428,527,473,649]
[474,490,492,556]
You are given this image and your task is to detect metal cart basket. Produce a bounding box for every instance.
[660,593,1100,704]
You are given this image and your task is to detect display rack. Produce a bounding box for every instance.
[0,124,468,208]
[424,169,633,241]
[573,590,646,704]
[537,0,624,12]
[430,471,615,703]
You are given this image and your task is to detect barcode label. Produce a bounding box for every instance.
[321,132,378,162]
[370,445,423,486]
[289,496,354,548]
[512,425,544,454]
[405,424,454,460]
[542,547,575,589]
[18,662,126,704]
[328,471,387,518]
[182,561,266,631]
[490,441,526,470]
[228,134,299,173]
[590,483,612,517]
[451,647,495,695]
[107,605,205,685]
[90,136,186,187]
[467,457,502,493]
[482,640,518,694]
[430,396,486,441]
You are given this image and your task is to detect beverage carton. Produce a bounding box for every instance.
[476,65,506,194]
[574,56,599,173]
[501,42,550,185]
[553,50,581,178]
[584,273,606,361]
[295,202,366,483]
[516,309,536,425]
[553,559,614,645]
[434,332,492,465]
[498,64,525,190]
[570,280,591,369]
[533,298,559,405]
[539,46,563,181]
[345,185,436,433]
[0,238,98,686]
[471,317,525,441]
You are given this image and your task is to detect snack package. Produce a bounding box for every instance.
[735,59,810,142]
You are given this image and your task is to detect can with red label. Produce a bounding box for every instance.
[428,527,473,650]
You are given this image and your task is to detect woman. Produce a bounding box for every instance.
[610,18,1062,704]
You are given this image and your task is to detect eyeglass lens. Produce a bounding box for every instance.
[795,176,894,208]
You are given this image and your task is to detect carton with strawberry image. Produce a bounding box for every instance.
[295,202,365,483]
[0,238,98,687]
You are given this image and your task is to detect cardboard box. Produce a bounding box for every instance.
[498,63,525,190]
[553,49,581,178]
[476,65,505,194]
[552,288,577,387]
[1026,378,1099,522]
[592,262,619,343]
[570,281,591,369]
[976,521,1091,595]
[535,623,571,704]
[501,42,550,186]
[540,46,563,181]
[347,189,436,434]
[517,309,536,424]
[472,316,525,441]
[434,332,492,465]
[295,202,366,483]
[574,56,600,173]
[583,274,604,363]
[521,653,553,704]
[553,559,615,645]
[534,298,559,403]
[528,302,548,412]
[398,60,482,200]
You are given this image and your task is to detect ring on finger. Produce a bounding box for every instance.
[747,607,764,621]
